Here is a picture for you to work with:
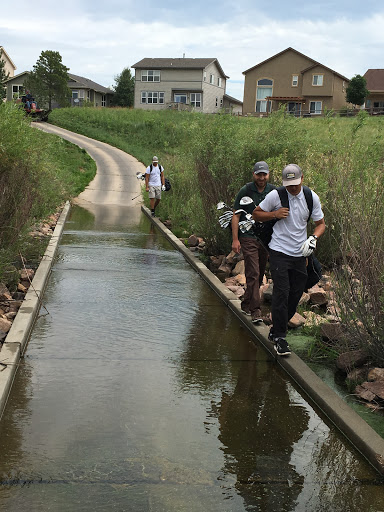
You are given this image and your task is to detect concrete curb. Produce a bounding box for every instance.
[0,201,71,420]
[142,205,384,476]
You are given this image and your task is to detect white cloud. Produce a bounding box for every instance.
[2,8,384,100]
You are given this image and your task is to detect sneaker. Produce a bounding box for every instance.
[268,330,275,343]
[151,210,156,217]
[274,338,291,356]
[251,310,263,324]
[241,305,251,316]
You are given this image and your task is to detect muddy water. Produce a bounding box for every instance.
[0,204,383,512]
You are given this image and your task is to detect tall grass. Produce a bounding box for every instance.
[48,106,384,364]
[0,102,96,284]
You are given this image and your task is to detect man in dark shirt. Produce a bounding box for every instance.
[232,161,275,323]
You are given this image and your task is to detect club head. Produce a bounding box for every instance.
[136,172,145,180]
[239,196,255,206]
[234,208,247,215]
[220,219,231,229]
[216,201,226,210]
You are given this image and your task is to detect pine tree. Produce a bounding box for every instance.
[112,68,135,107]
[0,49,9,101]
[24,50,71,110]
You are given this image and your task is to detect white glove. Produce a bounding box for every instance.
[301,236,317,257]
[161,185,166,191]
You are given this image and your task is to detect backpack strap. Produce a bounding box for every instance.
[149,164,162,173]
[277,185,313,222]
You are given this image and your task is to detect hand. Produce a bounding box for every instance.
[275,207,289,219]
[161,185,166,191]
[301,236,317,257]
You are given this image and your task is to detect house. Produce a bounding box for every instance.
[363,70,384,114]
[0,46,16,78]
[132,57,242,113]
[4,71,114,107]
[242,48,349,116]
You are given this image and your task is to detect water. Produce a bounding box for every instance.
[0,204,383,512]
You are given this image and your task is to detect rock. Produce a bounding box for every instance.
[336,349,369,372]
[321,322,347,343]
[232,260,245,276]
[288,312,306,328]
[217,263,232,276]
[163,220,172,228]
[262,283,273,303]
[0,330,7,343]
[355,385,376,402]
[308,284,328,305]
[224,277,237,287]
[0,318,12,333]
[226,286,245,298]
[5,311,17,320]
[19,268,34,280]
[303,311,325,326]
[188,234,199,247]
[357,381,384,401]
[17,283,28,293]
[368,368,384,382]
[210,255,225,269]
[0,283,12,301]
[233,274,246,286]
[12,292,25,301]
[9,301,22,313]
[299,292,310,306]
[189,246,198,252]
[346,367,369,384]
[225,250,238,265]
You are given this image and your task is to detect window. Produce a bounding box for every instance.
[292,75,298,87]
[217,77,222,87]
[141,70,160,82]
[215,97,218,107]
[101,95,106,107]
[256,78,273,113]
[190,93,201,107]
[312,74,323,86]
[210,74,214,84]
[174,94,187,104]
[79,90,85,99]
[72,90,79,99]
[220,98,223,107]
[141,91,165,104]
[310,101,322,114]
[12,85,23,98]
[203,71,206,82]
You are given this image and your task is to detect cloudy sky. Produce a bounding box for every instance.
[1,0,383,100]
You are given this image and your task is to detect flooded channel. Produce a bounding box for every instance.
[0,204,384,512]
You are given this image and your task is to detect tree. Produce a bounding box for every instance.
[112,68,135,107]
[346,74,370,107]
[0,49,9,101]
[24,50,71,110]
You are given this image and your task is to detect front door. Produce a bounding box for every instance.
[287,102,301,116]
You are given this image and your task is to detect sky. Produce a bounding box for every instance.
[1,0,384,100]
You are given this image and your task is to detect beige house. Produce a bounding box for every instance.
[132,57,241,113]
[0,46,16,78]
[363,69,384,114]
[243,48,349,116]
[4,71,114,107]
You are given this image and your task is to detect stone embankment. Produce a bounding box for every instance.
[186,232,384,413]
[0,211,61,350]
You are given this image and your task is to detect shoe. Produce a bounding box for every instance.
[251,310,263,324]
[268,330,275,343]
[151,210,156,217]
[241,305,251,316]
[274,338,291,356]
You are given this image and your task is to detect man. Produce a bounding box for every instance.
[253,164,325,356]
[232,161,275,324]
[145,156,166,217]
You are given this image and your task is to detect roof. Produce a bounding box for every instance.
[223,93,242,105]
[364,69,384,92]
[132,57,229,78]
[242,47,349,82]
[68,73,114,94]
[4,70,29,82]
[0,46,16,70]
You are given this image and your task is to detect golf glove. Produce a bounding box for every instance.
[161,185,166,191]
[301,236,317,257]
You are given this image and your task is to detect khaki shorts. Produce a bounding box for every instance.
[148,186,161,199]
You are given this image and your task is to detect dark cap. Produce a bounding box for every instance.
[253,161,269,174]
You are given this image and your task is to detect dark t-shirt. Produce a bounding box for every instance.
[233,182,275,238]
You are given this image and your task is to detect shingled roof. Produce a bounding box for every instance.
[364,69,384,92]
[132,58,229,78]
[68,73,114,94]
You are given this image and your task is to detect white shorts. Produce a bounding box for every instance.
[148,186,161,199]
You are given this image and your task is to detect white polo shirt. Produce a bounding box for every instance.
[146,164,163,186]
[258,188,324,257]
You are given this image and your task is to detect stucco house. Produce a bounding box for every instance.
[132,57,242,113]
[0,46,16,78]
[242,48,350,116]
[4,71,114,107]
[363,69,384,114]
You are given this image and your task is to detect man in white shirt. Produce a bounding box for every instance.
[253,164,325,356]
[145,156,166,217]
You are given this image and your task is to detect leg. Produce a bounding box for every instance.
[269,250,290,338]
[240,238,263,315]
[287,260,307,322]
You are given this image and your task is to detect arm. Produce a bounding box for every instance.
[231,213,241,254]
[160,168,165,186]
[252,205,289,222]
[312,218,326,239]
[145,172,149,191]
